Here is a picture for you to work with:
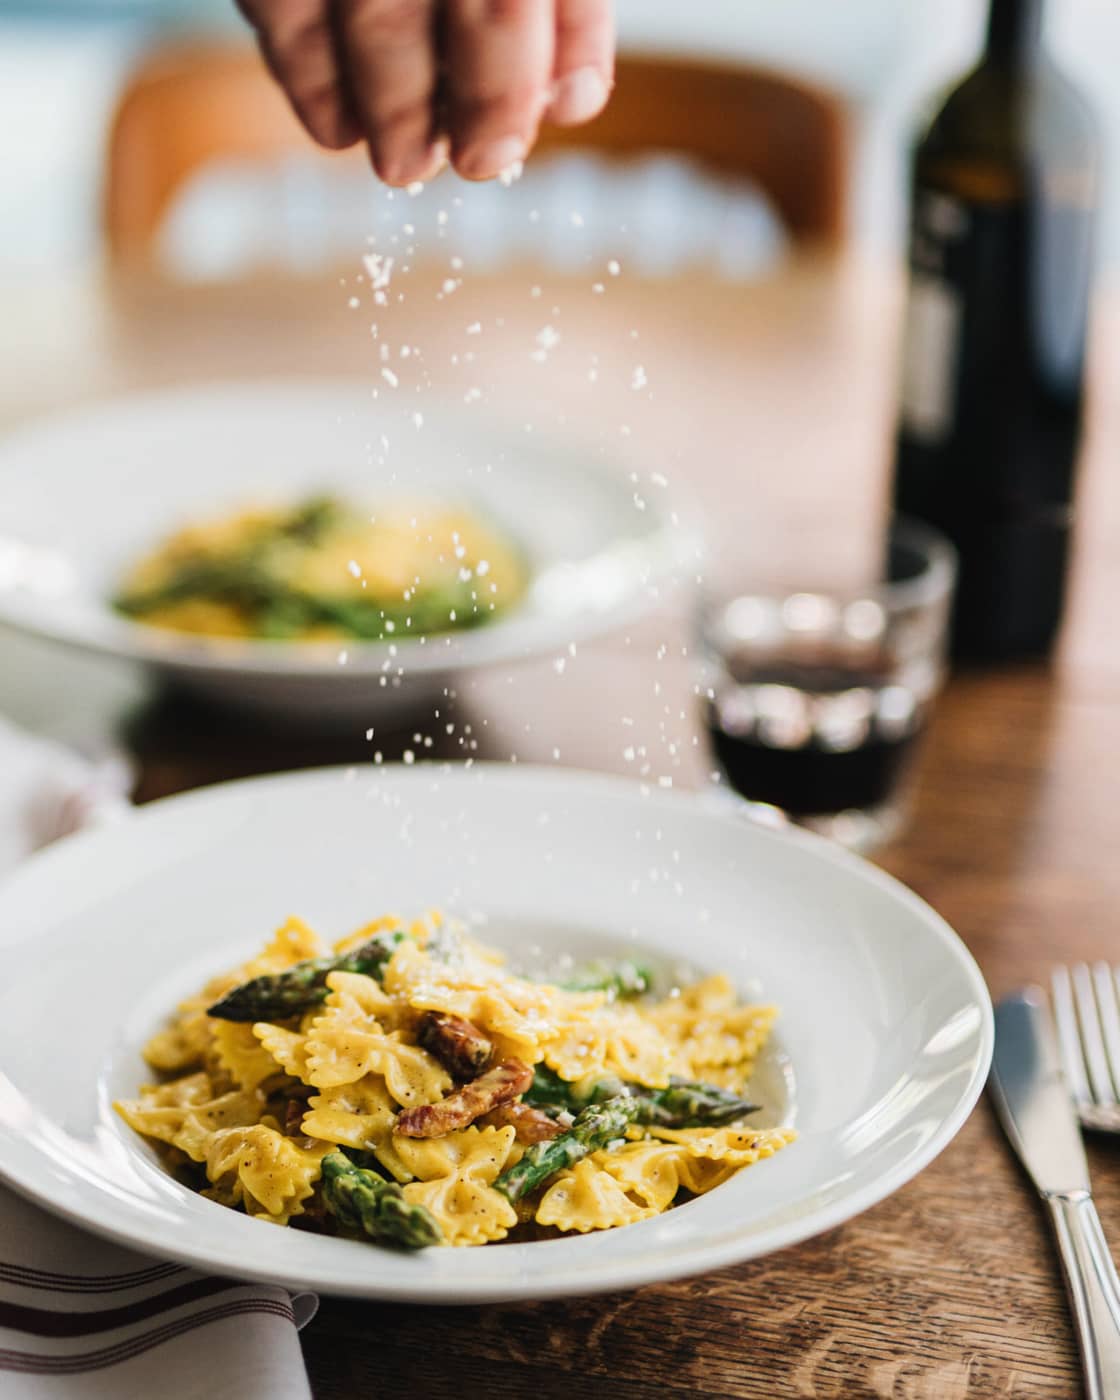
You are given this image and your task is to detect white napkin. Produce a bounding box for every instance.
[0,717,318,1399]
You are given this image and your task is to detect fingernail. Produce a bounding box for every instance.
[422,137,448,177]
[417,136,450,182]
[457,135,526,182]
[378,137,449,189]
[548,67,609,125]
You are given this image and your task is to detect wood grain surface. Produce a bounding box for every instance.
[3,252,1119,1398]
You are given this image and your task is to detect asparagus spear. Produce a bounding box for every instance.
[114,491,504,642]
[522,1065,626,1113]
[116,497,335,618]
[523,1066,758,1127]
[279,496,340,543]
[115,554,279,616]
[206,929,406,1022]
[631,1079,760,1129]
[338,1146,384,1172]
[322,584,486,640]
[256,596,317,639]
[494,1096,641,1202]
[319,1152,443,1249]
[556,958,654,998]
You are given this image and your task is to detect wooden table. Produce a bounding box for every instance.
[3,252,1119,1397]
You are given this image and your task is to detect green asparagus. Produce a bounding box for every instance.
[120,571,483,642]
[115,499,330,617]
[115,553,277,616]
[339,1146,385,1172]
[556,958,653,998]
[522,1064,626,1113]
[279,495,340,543]
[523,1066,758,1127]
[494,1096,642,1202]
[113,493,487,642]
[322,584,486,640]
[206,929,407,1022]
[320,1152,443,1249]
[631,1079,760,1129]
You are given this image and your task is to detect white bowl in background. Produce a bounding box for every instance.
[0,381,698,720]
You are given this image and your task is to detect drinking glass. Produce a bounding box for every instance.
[699,518,956,852]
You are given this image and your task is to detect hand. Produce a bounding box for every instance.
[236,0,615,186]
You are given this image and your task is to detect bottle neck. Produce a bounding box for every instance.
[986,0,1045,68]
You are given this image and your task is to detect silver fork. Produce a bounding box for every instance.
[1053,964,1120,1134]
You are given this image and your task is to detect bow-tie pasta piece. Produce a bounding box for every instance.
[459,987,546,1062]
[303,994,385,1088]
[374,1035,453,1108]
[385,940,604,1065]
[302,1075,414,1183]
[212,1021,285,1092]
[304,973,451,1105]
[648,1125,797,1168]
[594,1140,743,1203]
[204,1123,330,1222]
[242,915,326,978]
[593,1141,689,1212]
[324,969,397,1021]
[648,974,778,1077]
[689,1061,756,1095]
[419,985,554,1065]
[252,1023,311,1081]
[480,983,607,1066]
[380,934,500,999]
[673,1155,742,1197]
[116,1075,263,1162]
[169,1090,269,1164]
[536,1158,656,1233]
[142,984,231,1074]
[542,1003,674,1087]
[115,1071,213,1132]
[399,1126,519,1246]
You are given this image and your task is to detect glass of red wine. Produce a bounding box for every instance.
[700,519,956,852]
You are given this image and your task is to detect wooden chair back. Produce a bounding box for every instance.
[536,56,847,245]
[104,42,848,264]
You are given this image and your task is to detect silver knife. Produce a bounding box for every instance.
[991,990,1120,1399]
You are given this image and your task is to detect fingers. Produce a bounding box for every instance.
[444,0,555,180]
[333,0,446,186]
[240,0,617,186]
[236,0,360,150]
[548,0,614,126]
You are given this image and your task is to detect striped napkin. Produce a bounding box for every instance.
[0,717,318,1398]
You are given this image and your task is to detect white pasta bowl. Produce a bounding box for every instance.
[0,381,696,721]
[0,765,991,1302]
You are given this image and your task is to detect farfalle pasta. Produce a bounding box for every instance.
[116,913,794,1250]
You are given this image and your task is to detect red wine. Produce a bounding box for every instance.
[710,725,920,818]
[892,0,1098,660]
[705,654,925,819]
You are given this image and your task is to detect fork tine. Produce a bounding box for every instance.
[1093,962,1120,1099]
[1073,962,1117,1106]
[1053,965,1092,1106]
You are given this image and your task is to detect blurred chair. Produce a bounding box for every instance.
[534,58,846,245]
[104,41,847,273]
[105,42,328,265]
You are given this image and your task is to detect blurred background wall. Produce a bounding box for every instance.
[1,0,1117,274]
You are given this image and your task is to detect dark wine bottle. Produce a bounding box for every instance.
[892,0,1098,660]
